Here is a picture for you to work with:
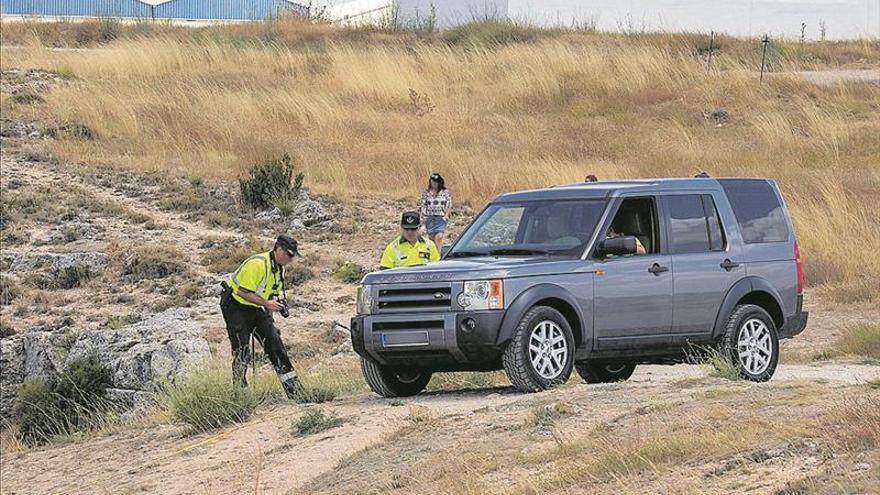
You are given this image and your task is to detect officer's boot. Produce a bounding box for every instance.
[279,370,304,401]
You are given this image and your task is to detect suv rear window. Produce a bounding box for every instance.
[719,179,790,243]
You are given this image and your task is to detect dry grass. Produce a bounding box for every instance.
[1,21,879,301]
[833,322,880,359]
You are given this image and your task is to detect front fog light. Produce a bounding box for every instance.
[460,280,504,310]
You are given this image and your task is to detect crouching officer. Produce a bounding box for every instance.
[220,234,302,399]
[379,211,440,269]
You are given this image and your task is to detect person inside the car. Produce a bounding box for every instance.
[606,226,647,255]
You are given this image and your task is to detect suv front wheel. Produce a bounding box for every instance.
[502,306,575,392]
[720,304,779,382]
[360,358,432,397]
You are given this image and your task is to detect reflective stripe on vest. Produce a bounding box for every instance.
[231,253,270,294]
[392,236,428,267]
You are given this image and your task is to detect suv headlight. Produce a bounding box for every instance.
[357,285,373,315]
[459,280,504,310]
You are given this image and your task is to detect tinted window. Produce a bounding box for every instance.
[667,195,710,253]
[719,179,790,243]
[702,195,725,251]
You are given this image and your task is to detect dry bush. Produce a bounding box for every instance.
[3,22,879,301]
[834,322,880,359]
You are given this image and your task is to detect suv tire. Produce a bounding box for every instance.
[720,304,779,382]
[360,358,432,397]
[575,361,636,384]
[502,306,574,392]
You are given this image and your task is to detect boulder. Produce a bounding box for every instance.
[0,307,211,418]
[0,252,109,277]
[65,307,211,391]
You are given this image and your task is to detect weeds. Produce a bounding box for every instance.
[834,322,880,359]
[333,258,365,284]
[104,314,141,330]
[123,244,184,281]
[158,363,277,433]
[292,408,343,436]
[0,275,20,305]
[690,346,742,381]
[13,355,115,446]
[239,154,304,211]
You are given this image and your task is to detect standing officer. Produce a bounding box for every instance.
[379,211,440,269]
[220,234,301,398]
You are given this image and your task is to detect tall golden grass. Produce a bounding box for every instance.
[1,20,878,300]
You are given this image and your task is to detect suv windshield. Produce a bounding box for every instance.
[450,199,607,258]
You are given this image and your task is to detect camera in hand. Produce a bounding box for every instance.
[274,295,290,318]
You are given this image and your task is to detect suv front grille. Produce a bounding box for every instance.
[376,285,452,313]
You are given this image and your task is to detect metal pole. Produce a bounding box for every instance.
[250,331,257,384]
[760,34,770,83]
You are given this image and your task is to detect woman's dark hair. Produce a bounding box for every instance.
[428,172,446,191]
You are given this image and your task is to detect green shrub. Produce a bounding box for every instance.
[124,244,184,280]
[836,322,880,359]
[0,321,15,338]
[286,262,315,286]
[696,347,741,381]
[239,154,304,211]
[333,258,365,284]
[12,91,45,105]
[292,384,337,404]
[13,355,112,445]
[292,408,343,436]
[159,365,264,433]
[55,265,93,289]
[0,275,20,305]
[104,314,141,330]
[443,20,545,48]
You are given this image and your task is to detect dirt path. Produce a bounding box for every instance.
[797,69,880,86]
[1,361,876,495]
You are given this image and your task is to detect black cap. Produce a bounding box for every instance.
[400,211,420,229]
[429,172,443,182]
[275,234,301,257]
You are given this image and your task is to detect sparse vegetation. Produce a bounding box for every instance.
[333,258,365,284]
[123,244,184,281]
[104,313,141,330]
[158,363,279,433]
[12,355,114,446]
[834,322,880,359]
[1,275,21,305]
[239,154,304,212]
[292,408,343,436]
[3,22,877,302]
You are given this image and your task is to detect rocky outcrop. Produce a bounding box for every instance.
[0,251,109,277]
[254,190,333,230]
[0,308,211,418]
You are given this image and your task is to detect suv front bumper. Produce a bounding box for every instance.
[350,311,505,370]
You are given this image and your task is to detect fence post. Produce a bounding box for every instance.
[707,30,716,72]
[760,34,770,83]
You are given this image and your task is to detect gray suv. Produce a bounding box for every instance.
[351,178,808,396]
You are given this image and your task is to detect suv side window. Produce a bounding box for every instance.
[702,194,726,251]
[719,179,789,243]
[666,195,711,254]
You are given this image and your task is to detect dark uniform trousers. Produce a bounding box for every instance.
[221,298,295,387]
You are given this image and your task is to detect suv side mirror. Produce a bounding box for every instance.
[598,236,638,257]
[441,245,451,258]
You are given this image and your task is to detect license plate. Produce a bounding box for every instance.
[381,331,430,348]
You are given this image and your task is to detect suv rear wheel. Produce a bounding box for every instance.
[575,361,637,383]
[720,304,779,382]
[360,358,432,397]
[502,306,574,392]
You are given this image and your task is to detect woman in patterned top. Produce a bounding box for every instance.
[419,172,452,251]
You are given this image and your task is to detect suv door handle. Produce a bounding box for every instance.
[720,259,740,271]
[648,263,669,275]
